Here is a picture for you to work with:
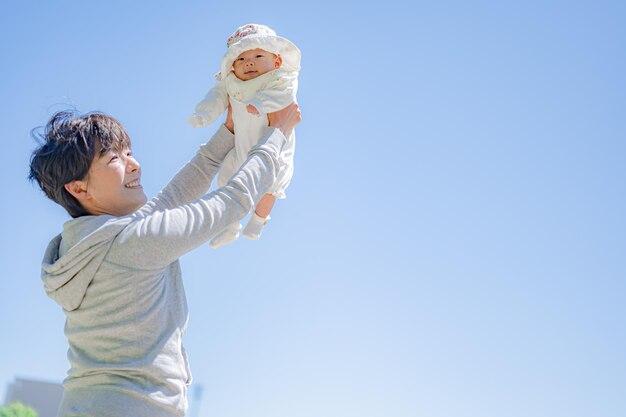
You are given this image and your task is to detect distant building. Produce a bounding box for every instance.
[4,377,63,417]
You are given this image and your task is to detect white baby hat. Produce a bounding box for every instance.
[218,24,301,80]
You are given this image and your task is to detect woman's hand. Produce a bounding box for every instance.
[267,102,301,137]
[224,100,235,133]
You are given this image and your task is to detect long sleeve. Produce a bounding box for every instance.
[107,127,287,269]
[135,125,234,217]
[246,70,298,115]
[189,79,229,127]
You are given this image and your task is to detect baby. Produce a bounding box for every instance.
[189,23,300,248]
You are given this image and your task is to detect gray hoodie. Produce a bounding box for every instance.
[41,126,286,417]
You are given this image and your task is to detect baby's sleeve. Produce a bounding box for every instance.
[189,78,229,127]
[246,70,298,115]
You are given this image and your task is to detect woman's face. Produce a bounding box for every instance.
[80,147,147,216]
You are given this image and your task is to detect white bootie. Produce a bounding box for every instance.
[209,223,242,249]
[242,213,270,240]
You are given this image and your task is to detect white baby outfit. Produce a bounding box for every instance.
[190,23,300,199]
[189,24,300,247]
[193,68,298,197]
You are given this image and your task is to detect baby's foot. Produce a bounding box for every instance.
[209,223,242,249]
[242,213,269,240]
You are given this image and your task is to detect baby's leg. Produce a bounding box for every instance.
[242,194,276,240]
[255,194,276,217]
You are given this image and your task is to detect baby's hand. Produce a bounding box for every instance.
[188,114,208,128]
[246,104,260,116]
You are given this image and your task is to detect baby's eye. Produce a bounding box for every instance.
[256,55,263,58]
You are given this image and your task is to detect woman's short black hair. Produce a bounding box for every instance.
[28,110,131,218]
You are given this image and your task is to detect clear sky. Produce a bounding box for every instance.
[1,1,625,416]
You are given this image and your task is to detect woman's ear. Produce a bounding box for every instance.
[64,180,91,202]
[275,55,283,69]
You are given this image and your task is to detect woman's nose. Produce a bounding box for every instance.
[127,158,140,173]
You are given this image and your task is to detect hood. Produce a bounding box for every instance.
[41,215,132,311]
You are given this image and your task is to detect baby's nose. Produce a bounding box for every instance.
[245,60,255,67]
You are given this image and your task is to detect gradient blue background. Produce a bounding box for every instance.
[1,1,625,416]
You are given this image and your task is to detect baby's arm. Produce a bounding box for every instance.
[246,71,298,115]
[189,78,229,127]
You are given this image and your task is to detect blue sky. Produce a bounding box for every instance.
[1,1,625,416]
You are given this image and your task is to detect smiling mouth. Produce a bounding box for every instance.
[125,179,142,188]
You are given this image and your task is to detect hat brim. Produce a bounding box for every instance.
[220,36,301,79]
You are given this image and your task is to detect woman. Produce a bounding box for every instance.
[29,103,301,417]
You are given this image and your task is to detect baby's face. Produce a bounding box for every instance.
[232,48,282,81]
